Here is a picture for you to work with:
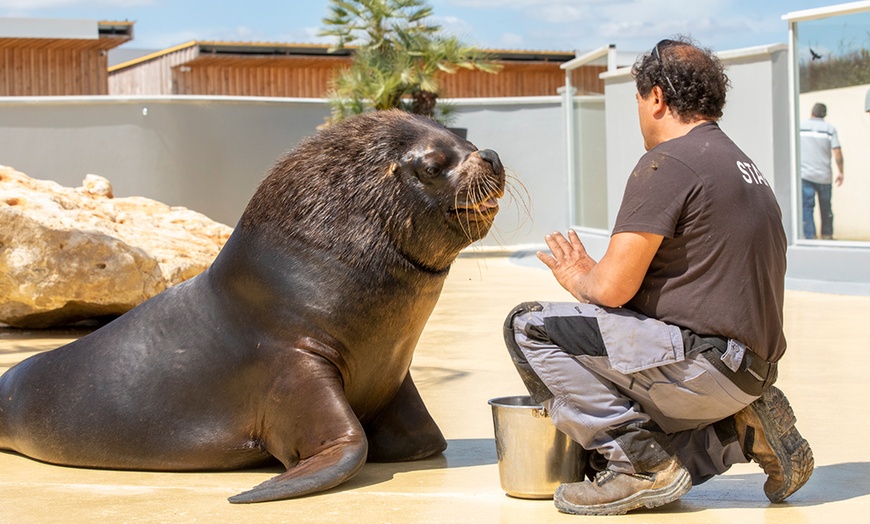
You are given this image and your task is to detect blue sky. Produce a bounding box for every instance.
[0,0,844,53]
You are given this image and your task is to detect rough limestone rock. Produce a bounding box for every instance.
[0,166,233,328]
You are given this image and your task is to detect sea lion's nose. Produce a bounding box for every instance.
[476,149,503,174]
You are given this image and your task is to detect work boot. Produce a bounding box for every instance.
[734,385,814,502]
[553,456,691,516]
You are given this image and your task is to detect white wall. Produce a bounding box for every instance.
[719,46,794,238]
[449,97,568,247]
[0,17,96,39]
[0,95,567,248]
[0,96,330,227]
[2,68,870,289]
[573,97,608,230]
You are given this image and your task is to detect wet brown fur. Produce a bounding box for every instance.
[0,109,506,504]
[241,109,504,272]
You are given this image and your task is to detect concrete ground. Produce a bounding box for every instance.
[1,254,868,523]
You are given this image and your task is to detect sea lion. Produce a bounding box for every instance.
[0,110,505,503]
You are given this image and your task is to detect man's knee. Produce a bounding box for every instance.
[503,301,554,362]
[503,301,543,343]
[503,302,553,403]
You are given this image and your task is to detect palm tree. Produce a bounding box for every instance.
[320,0,500,123]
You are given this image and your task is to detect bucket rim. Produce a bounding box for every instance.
[487,395,543,408]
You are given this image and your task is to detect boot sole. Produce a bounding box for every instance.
[553,468,692,516]
[750,386,814,502]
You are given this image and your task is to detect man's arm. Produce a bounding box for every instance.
[833,146,844,186]
[537,229,663,307]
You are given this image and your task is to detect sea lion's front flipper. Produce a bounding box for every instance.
[364,371,447,462]
[228,356,367,504]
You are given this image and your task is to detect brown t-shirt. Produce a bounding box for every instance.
[613,121,787,362]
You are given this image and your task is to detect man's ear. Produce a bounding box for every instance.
[650,85,668,117]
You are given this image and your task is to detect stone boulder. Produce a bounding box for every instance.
[0,166,233,328]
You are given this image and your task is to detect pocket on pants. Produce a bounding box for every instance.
[595,307,685,374]
[648,369,748,428]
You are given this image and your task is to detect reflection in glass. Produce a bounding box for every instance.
[795,9,870,242]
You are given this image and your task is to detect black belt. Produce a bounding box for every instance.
[698,336,777,397]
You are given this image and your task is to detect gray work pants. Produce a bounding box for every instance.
[505,301,755,483]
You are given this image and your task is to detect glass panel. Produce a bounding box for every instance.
[795,10,870,242]
[571,97,608,230]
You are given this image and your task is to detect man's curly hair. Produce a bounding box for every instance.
[632,36,730,123]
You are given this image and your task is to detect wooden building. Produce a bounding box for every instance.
[110,42,353,97]
[0,19,133,96]
[439,49,606,98]
[109,41,606,98]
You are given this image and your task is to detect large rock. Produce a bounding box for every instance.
[0,166,233,328]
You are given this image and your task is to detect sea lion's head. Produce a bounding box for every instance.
[242,110,505,273]
[386,113,505,266]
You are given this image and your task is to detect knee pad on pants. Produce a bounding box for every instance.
[503,302,553,403]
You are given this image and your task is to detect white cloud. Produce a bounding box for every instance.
[136,24,302,47]
[498,32,525,48]
[133,29,200,49]
[234,25,254,38]
[278,27,333,45]
[446,0,611,7]
[536,4,585,24]
[432,14,478,41]
[439,0,788,52]
[0,0,151,8]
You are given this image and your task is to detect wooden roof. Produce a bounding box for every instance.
[0,20,133,51]
[109,40,579,72]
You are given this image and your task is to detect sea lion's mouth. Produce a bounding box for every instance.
[449,195,501,218]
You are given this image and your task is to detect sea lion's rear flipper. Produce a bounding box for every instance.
[364,371,447,462]
[228,357,368,504]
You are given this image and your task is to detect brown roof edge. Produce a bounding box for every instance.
[193,41,575,62]
[485,49,577,62]
[196,41,353,56]
[108,38,579,72]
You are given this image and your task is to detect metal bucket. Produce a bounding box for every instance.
[489,395,586,499]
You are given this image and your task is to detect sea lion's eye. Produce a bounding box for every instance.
[424,165,442,178]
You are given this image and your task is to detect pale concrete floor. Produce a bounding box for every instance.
[2,254,868,523]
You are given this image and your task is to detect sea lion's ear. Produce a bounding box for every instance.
[388,162,398,176]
